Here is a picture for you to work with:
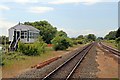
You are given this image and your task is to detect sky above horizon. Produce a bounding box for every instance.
[0,0,119,38]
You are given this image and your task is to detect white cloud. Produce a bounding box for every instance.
[13,0,39,4]
[48,0,118,5]
[1,0,119,5]
[28,6,54,14]
[0,18,16,36]
[0,19,16,28]
[1,0,39,4]
[0,5,10,11]
[49,0,82,4]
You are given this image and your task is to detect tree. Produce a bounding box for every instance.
[116,27,120,38]
[0,36,9,44]
[24,21,57,44]
[104,31,116,40]
[56,30,67,37]
[87,34,96,41]
[77,35,84,39]
[97,37,103,40]
[51,36,72,50]
[115,37,120,50]
[115,28,120,50]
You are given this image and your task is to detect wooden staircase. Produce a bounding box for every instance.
[9,36,20,51]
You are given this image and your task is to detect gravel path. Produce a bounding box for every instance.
[71,43,99,78]
[17,46,85,78]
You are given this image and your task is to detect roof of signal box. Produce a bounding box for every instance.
[9,23,40,32]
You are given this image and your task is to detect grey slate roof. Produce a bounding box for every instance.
[9,23,40,32]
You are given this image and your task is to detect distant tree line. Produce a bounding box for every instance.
[24,21,57,44]
[1,20,97,56]
[24,20,97,51]
[104,27,120,40]
[104,27,120,50]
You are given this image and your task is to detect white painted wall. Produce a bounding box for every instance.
[9,29,14,41]
[20,38,37,43]
[9,28,39,43]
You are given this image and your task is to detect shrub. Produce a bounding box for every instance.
[77,40,83,44]
[73,40,78,45]
[0,54,5,66]
[115,37,120,50]
[51,36,72,51]
[18,37,47,56]
[109,40,115,43]
[115,37,120,43]
[66,38,73,47]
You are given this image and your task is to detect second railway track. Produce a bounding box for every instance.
[42,42,95,80]
[99,42,120,56]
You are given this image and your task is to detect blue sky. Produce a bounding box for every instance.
[0,0,119,37]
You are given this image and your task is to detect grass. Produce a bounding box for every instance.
[102,40,118,49]
[2,44,86,78]
[2,53,60,78]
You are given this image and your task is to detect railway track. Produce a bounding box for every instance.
[42,42,95,80]
[99,42,120,56]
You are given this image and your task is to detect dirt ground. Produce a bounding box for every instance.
[96,47,119,78]
[2,44,85,78]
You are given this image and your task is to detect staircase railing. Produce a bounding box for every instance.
[14,36,20,50]
[9,40,13,49]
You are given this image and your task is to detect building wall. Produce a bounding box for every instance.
[9,28,39,43]
[9,28,14,41]
[20,30,39,43]
[20,38,37,43]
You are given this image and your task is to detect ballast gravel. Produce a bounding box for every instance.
[71,44,99,78]
[17,46,84,79]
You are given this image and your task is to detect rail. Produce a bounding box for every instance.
[9,40,13,49]
[14,36,21,50]
[99,42,120,56]
[42,42,94,80]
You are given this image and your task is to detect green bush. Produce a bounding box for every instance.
[115,37,120,43]
[73,40,78,45]
[109,40,115,43]
[18,37,47,56]
[0,52,5,66]
[77,40,83,44]
[115,37,120,50]
[51,36,72,51]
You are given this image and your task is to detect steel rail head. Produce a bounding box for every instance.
[42,47,84,80]
[66,43,94,80]
[42,43,94,80]
[99,42,120,56]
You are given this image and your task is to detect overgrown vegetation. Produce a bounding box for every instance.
[104,27,120,50]
[23,21,96,51]
[51,30,73,50]
[87,34,96,41]
[1,51,25,66]
[71,34,96,45]
[24,21,57,44]
[1,20,97,66]
[104,31,116,40]
[116,28,120,50]
[18,36,47,56]
[52,36,73,51]
[0,36,9,45]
